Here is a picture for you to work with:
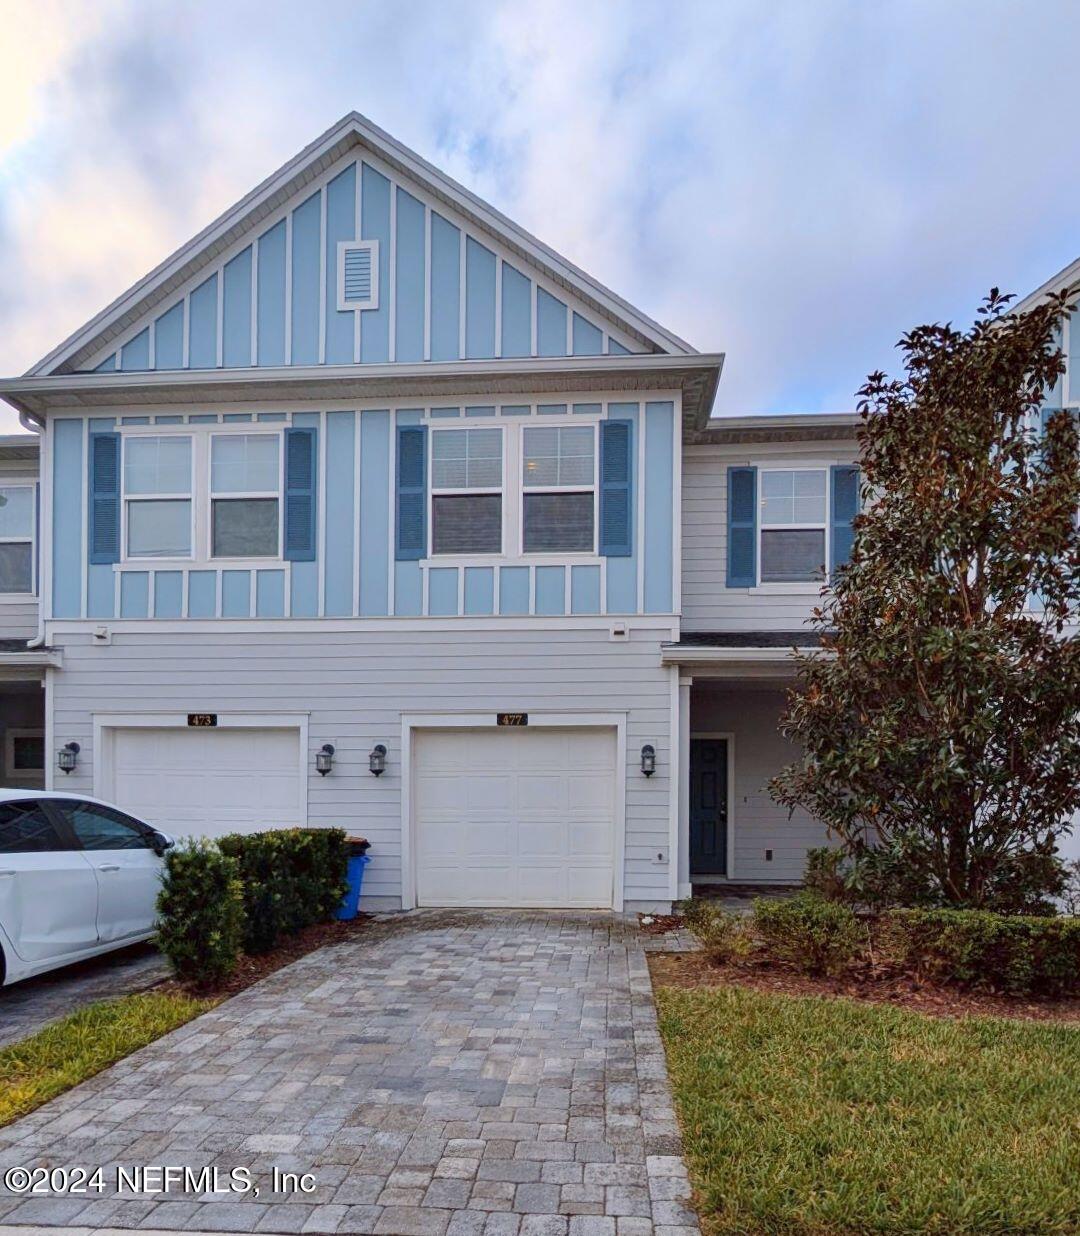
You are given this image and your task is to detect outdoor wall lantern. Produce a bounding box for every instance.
[57,742,80,774]
[640,744,656,777]
[315,743,335,776]
[369,744,387,776]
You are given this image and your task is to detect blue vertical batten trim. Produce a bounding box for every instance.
[464,567,494,615]
[570,565,601,614]
[188,274,218,368]
[830,465,860,575]
[465,237,496,359]
[361,163,391,363]
[501,264,532,357]
[222,246,253,367]
[154,571,183,618]
[255,569,286,618]
[289,413,320,616]
[535,566,566,615]
[284,427,317,561]
[323,412,355,615]
[428,567,458,616]
[257,219,287,366]
[153,303,184,369]
[87,566,113,618]
[726,466,758,588]
[394,563,422,616]
[120,328,150,371]
[325,165,356,364]
[187,571,217,618]
[643,402,674,613]
[221,570,251,618]
[395,187,425,363]
[572,313,602,356]
[359,409,390,615]
[429,212,460,361]
[291,191,321,365]
[120,573,149,619]
[395,424,427,560]
[605,404,639,613]
[88,432,121,564]
[499,566,530,615]
[537,289,568,357]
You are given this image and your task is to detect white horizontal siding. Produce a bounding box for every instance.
[681,441,858,632]
[0,601,38,643]
[691,686,827,882]
[47,625,675,908]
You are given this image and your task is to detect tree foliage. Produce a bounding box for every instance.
[771,289,1080,909]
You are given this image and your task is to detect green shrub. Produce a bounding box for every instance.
[156,840,244,985]
[218,828,348,954]
[752,893,863,976]
[680,898,753,964]
[804,847,848,902]
[883,907,1080,997]
[679,897,718,935]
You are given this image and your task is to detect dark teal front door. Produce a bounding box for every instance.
[690,738,728,875]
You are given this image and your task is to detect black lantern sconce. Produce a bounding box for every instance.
[57,742,80,774]
[315,743,335,776]
[640,744,656,777]
[369,743,387,776]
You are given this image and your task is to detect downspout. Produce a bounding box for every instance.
[17,407,47,648]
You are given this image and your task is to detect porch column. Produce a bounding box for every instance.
[677,675,692,900]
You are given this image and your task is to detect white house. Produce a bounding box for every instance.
[3,110,1021,913]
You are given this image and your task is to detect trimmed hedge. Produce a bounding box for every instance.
[752,893,864,976]
[883,908,1080,997]
[218,828,349,954]
[156,840,245,986]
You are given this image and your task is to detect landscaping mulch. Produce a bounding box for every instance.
[159,913,374,999]
[648,947,1080,1024]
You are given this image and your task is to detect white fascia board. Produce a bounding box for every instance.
[659,645,823,666]
[28,112,696,378]
[1013,255,1080,316]
[702,412,860,432]
[0,649,62,668]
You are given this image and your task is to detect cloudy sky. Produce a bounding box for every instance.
[0,0,1077,432]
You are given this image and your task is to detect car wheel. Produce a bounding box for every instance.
[0,941,6,986]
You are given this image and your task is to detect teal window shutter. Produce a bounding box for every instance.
[284,427,317,561]
[599,419,632,556]
[830,465,860,575]
[88,432,121,564]
[726,466,757,587]
[396,424,427,560]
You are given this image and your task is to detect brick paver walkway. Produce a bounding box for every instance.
[0,911,697,1236]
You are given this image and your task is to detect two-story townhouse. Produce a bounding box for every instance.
[0,113,867,912]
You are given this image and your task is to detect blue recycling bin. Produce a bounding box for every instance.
[337,852,370,920]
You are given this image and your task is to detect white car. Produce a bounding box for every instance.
[0,790,174,986]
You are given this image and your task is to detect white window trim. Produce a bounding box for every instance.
[429,425,504,557]
[208,431,284,562]
[121,435,195,563]
[0,481,37,599]
[520,422,599,556]
[754,465,829,589]
[336,239,380,312]
[4,727,44,784]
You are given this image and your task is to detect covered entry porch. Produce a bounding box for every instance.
[665,633,829,898]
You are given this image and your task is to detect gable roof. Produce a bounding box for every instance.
[30,112,696,377]
[1013,252,1080,315]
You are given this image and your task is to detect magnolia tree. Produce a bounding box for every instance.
[771,290,1080,910]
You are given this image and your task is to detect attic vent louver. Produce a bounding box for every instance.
[337,240,379,312]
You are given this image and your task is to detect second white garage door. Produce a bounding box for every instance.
[107,726,303,838]
[413,726,618,908]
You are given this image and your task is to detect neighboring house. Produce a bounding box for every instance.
[0,113,869,911]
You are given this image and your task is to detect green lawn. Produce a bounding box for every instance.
[655,985,1080,1236]
[0,991,216,1127]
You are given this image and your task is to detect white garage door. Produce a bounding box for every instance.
[413,726,617,908]
[108,726,303,838]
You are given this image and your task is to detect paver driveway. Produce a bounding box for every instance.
[0,911,698,1236]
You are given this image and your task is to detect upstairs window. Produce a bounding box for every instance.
[522,425,595,553]
[211,434,281,558]
[759,468,827,583]
[0,484,35,593]
[430,427,503,554]
[123,435,192,558]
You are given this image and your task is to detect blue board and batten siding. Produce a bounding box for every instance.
[86,155,644,374]
[48,399,676,622]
